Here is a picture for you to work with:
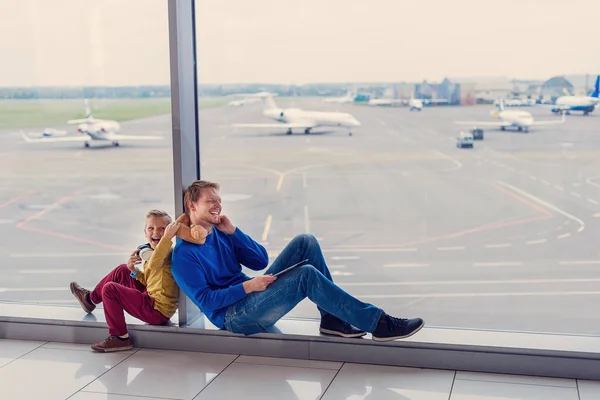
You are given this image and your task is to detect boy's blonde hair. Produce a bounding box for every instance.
[145,209,172,224]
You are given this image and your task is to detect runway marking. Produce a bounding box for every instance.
[484,243,512,248]
[541,180,550,186]
[585,177,600,189]
[383,263,429,268]
[558,260,600,265]
[10,252,124,258]
[0,189,36,211]
[302,172,308,188]
[0,287,68,293]
[436,246,465,251]
[322,248,418,253]
[473,262,522,267]
[493,183,553,218]
[557,233,571,239]
[529,175,538,181]
[587,198,599,205]
[261,215,273,242]
[17,189,83,227]
[338,278,600,287]
[432,150,462,171]
[304,205,310,233]
[329,265,346,269]
[572,182,583,187]
[526,239,547,245]
[554,185,565,191]
[330,256,359,260]
[19,269,77,274]
[284,237,324,241]
[331,271,354,276]
[358,291,600,299]
[570,192,581,198]
[497,181,585,233]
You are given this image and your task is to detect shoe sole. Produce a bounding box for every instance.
[70,282,93,314]
[319,327,367,338]
[371,321,425,342]
[91,345,133,353]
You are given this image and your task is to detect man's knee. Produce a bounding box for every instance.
[294,233,318,247]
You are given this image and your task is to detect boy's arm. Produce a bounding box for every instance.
[171,246,247,312]
[143,236,173,273]
[175,214,207,245]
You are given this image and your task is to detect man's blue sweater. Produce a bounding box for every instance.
[171,227,269,329]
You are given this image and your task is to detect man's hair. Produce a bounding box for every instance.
[145,209,172,223]
[183,180,220,214]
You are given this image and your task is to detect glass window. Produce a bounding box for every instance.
[194,0,600,335]
[1,0,174,307]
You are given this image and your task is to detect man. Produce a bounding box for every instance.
[171,180,424,341]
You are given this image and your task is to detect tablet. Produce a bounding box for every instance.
[273,259,309,277]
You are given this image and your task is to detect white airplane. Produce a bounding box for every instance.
[322,91,355,104]
[232,92,361,135]
[550,75,599,116]
[454,100,565,133]
[228,98,260,107]
[22,99,163,147]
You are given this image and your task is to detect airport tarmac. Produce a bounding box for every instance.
[1,99,600,335]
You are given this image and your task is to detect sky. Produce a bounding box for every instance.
[0,0,599,86]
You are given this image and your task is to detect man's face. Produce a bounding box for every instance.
[144,216,170,249]
[189,187,222,228]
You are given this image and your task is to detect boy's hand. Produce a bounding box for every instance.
[127,249,142,273]
[165,221,181,239]
[215,215,236,235]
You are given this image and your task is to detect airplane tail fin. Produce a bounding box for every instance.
[591,75,600,98]
[257,92,279,111]
[67,98,96,124]
[496,99,505,111]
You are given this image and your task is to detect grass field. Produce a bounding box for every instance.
[0,97,228,129]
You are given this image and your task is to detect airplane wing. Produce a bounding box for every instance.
[22,133,91,143]
[102,133,163,141]
[232,122,314,130]
[532,114,566,125]
[453,120,507,127]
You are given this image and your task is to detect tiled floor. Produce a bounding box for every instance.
[1,339,599,399]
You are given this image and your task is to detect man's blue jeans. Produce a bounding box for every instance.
[224,234,384,335]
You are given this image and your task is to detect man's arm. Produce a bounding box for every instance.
[171,247,247,313]
[230,228,269,271]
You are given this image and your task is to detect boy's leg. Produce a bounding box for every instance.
[91,282,169,353]
[70,264,146,313]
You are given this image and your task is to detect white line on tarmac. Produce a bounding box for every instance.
[383,263,429,268]
[557,233,571,239]
[541,180,550,185]
[484,243,512,248]
[0,287,69,293]
[473,262,523,267]
[437,246,465,251]
[526,239,547,245]
[10,253,124,258]
[338,278,600,287]
[330,256,359,260]
[304,206,310,234]
[323,248,418,253]
[329,265,346,269]
[587,198,599,205]
[302,172,308,188]
[498,181,586,233]
[261,215,273,242]
[359,291,600,299]
[554,185,565,191]
[19,269,77,274]
[571,192,581,198]
[558,260,600,265]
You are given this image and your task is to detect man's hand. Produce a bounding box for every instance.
[243,275,277,294]
[165,221,181,240]
[126,249,142,273]
[215,215,236,235]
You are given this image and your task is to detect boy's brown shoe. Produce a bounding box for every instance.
[69,282,96,313]
[91,336,133,353]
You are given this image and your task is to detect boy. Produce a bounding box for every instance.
[69,209,204,352]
